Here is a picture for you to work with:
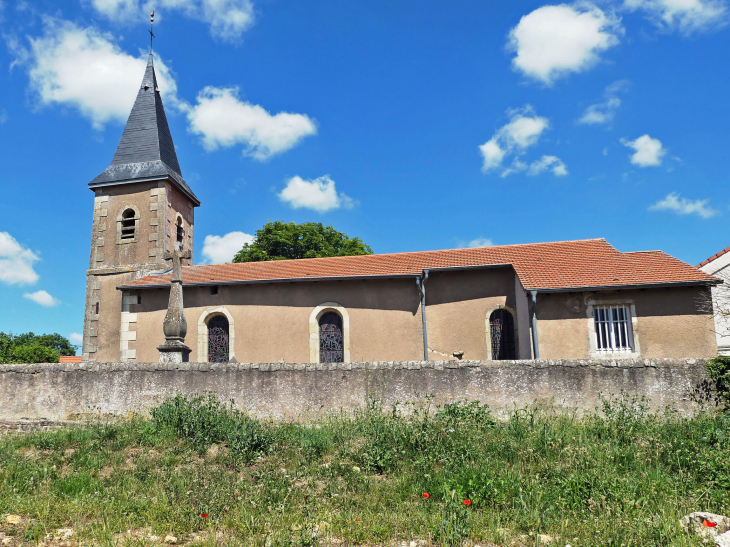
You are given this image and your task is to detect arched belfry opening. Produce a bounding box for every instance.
[319,312,344,363]
[489,309,516,360]
[176,216,184,249]
[121,209,136,240]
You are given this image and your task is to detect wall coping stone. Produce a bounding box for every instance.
[0,358,707,374]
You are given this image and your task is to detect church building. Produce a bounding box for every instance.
[82,54,720,364]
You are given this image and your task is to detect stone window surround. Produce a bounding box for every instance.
[586,297,641,359]
[309,302,350,363]
[116,205,141,244]
[485,304,519,360]
[197,307,236,363]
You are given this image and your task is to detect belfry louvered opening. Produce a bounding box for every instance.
[593,306,634,353]
[120,209,136,240]
[176,217,184,249]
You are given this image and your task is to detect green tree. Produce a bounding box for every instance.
[232,221,373,263]
[0,332,77,364]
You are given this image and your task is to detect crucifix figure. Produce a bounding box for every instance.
[157,248,193,363]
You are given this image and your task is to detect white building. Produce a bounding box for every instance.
[699,248,730,355]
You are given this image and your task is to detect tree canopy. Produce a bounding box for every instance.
[232,221,373,263]
[0,332,77,364]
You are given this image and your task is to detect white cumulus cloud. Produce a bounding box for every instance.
[278,175,354,213]
[187,87,317,160]
[479,106,566,177]
[623,0,727,33]
[621,134,666,166]
[465,237,494,248]
[86,0,255,42]
[527,155,569,176]
[23,290,59,307]
[508,3,623,85]
[649,192,718,218]
[201,231,255,264]
[23,19,179,129]
[0,232,40,285]
[69,332,84,345]
[578,80,629,125]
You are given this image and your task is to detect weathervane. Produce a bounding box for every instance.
[149,9,155,54]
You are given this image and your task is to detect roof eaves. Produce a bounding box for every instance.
[117,272,422,290]
[88,171,200,206]
[533,279,722,293]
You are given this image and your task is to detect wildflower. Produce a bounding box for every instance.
[463,500,472,506]
[423,493,430,498]
[703,521,717,528]
[201,514,209,518]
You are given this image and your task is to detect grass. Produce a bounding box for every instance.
[0,393,729,547]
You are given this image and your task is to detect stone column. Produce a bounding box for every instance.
[157,249,192,363]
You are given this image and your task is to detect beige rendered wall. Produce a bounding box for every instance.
[129,278,425,363]
[536,287,717,359]
[426,268,523,360]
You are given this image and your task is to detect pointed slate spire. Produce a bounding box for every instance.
[89,55,200,206]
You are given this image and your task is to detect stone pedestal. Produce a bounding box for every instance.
[158,340,191,363]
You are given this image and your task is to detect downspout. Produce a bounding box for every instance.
[418,270,430,361]
[529,290,540,359]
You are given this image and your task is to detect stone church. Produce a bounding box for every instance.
[82,54,720,364]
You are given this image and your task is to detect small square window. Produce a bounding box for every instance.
[593,305,633,353]
[210,286,219,295]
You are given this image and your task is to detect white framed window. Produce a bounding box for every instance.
[593,305,634,353]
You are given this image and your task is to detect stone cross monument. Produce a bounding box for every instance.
[157,248,192,363]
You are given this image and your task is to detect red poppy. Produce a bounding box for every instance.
[423,493,430,498]
[703,521,717,528]
[201,514,209,518]
[463,500,472,506]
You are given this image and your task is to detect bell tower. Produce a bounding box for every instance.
[82,53,200,362]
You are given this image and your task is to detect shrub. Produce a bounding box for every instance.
[150,393,274,460]
[707,356,730,406]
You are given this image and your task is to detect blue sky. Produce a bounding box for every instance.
[0,0,728,348]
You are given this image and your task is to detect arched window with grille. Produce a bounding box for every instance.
[176,216,185,250]
[319,311,344,363]
[489,309,516,360]
[207,315,229,362]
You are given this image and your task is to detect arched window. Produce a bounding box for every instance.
[207,315,229,362]
[176,217,184,249]
[489,309,516,360]
[319,312,344,363]
[120,209,136,240]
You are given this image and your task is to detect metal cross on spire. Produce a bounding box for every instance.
[149,9,155,54]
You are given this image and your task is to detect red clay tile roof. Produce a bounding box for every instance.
[697,245,730,268]
[122,238,719,292]
[59,356,82,363]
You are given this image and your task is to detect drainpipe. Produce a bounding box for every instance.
[529,290,539,359]
[418,270,430,361]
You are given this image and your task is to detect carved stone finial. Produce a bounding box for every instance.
[158,249,192,363]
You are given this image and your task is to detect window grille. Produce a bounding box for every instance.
[207,315,229,362]
[120,209,136,239]
[319,312,344,363]
[489,309,516,360]
[593,306,633,353]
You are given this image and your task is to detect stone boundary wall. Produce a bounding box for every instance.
[0,359,714,422]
